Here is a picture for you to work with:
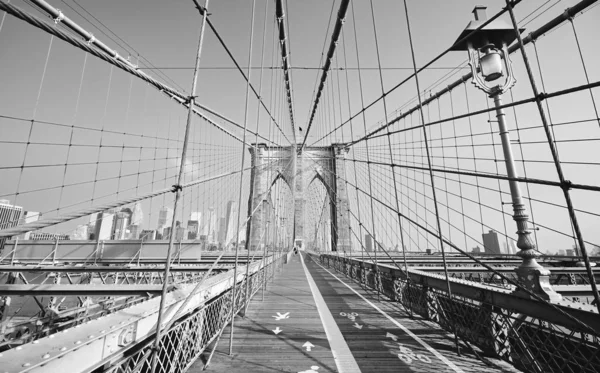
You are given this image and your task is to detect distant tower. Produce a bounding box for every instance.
[158,206,173,233]
[17,210,41,239]
[94,211,115,240]
[130,203,143,227]
[482,230,502,254]
[111,209,132,240]
[207,207,217,243]
[365,234,373,252]
[225,201,238,247]
[0,199,23,234]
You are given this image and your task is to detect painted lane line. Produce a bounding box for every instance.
[300,254,362,373]
[312,259,465,373]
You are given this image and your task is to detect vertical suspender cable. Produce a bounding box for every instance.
[245,0,269,314]
[402,0,459,352]
[230,0,257,355]
[367,0,411,304]
[149,1,209,371]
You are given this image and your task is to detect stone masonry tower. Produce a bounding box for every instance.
[246,144,351,252]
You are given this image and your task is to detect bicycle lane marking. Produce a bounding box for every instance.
[299,253,363,373]
[310,258,465,373]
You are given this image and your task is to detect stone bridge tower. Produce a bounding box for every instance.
[246,144,351,252]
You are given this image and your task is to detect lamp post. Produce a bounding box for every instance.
[451,6,561,301]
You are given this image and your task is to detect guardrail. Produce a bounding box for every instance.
[320,254,600,373]
[0,250,289,372]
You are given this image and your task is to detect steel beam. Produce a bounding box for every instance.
[0,284,168,296]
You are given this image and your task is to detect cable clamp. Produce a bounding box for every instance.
[185,96,197,105]
[87,34,96,46]
[54,10,65,24]
[560,180,572,191]
[537,92,547,101]
[171,184,183,193]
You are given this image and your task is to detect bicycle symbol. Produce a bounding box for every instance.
[339,312,359,321]
[397,344,431,364]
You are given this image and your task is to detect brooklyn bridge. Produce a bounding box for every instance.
[0,0,599,372]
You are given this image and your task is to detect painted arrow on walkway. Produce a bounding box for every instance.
[272,327,282,335]
[353,323,363,329]
[272,312,290,320]
[386,332,398,341]
[302,341,315,352]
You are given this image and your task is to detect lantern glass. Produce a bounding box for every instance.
[480,47,504,82]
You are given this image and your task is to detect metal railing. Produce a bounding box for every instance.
[320,253,600,373]
[0,249,289,373]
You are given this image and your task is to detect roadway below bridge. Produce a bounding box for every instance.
[192,252,519,373]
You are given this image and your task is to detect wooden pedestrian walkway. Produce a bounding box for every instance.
[190,253,519,373]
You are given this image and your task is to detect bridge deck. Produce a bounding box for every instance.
[191,254,519,373]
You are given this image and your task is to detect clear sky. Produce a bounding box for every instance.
[1,0,599,255]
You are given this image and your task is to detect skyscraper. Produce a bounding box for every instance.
[71,224,89,240]
[219,217,227,244]
[482,230,502,255]
[187,220,199,239]
[111,208,132,240]
[140,230,157,240]
[190,211,202,222]
[207,207,217,243]
[224,201,238,246]
[17,210,41,239]
[0,199,23,232]
[158,206,173,233]
[94,211,115,240]
[130,203,143,227]
[365,234,373,252]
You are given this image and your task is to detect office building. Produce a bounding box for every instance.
[71,224,89,240]
[130,203,143,226]
[224,201,238,246]
[364,234,373,252]
[218,217,226,244]
[566,249,575,256]
[111,208,132,240]
[158,206,173,232]
[482,230,502,255]
[190,211,202,222]
[140,230,157,240]
[30,232,70,241]
[128,224,140,240]
[0,200,23,236]
[207,207,217,243]
[94,211,115,240]
[187,220,199,239]
[17,211,41,239]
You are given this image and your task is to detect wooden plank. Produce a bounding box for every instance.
[304,254,522,373]
[190,253,338,373]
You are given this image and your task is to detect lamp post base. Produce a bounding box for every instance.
[513,259,562,301]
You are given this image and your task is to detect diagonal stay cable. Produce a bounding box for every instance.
[342,0,593,148]
[0,0,259,149]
